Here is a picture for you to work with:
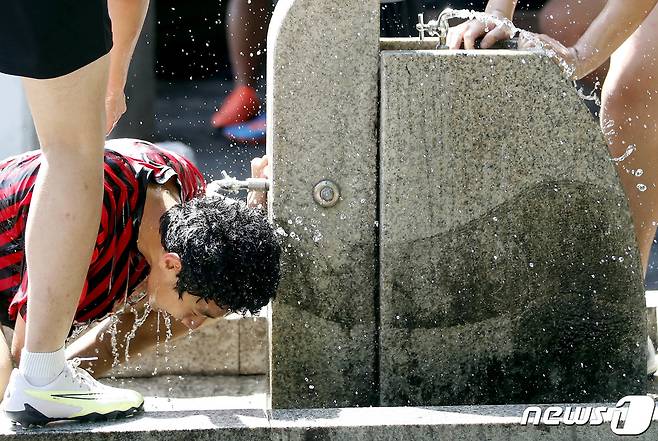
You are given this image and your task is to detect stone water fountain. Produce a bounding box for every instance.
[2,0,654,439]
[269,0,646,411]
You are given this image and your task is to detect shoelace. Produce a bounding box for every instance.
[67,357,98,388]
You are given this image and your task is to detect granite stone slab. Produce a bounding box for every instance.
[378,50,646,406]
[239,316,268,375]
[267,0,381,407]
[2,403,658,440]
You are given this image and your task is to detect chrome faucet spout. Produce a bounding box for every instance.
[436,8,453,47]
[416,8,453,48]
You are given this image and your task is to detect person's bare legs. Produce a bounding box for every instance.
[21,54,109,357]
[212,0,271,129]
[227,0,270,88]
[600,5,658,273]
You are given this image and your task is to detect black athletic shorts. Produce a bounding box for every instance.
[0,0,113,79]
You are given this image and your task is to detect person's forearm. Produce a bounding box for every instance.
[572,0,658,78]
[484,0,517,19]
[107,0,150,94]
[66,298,195,378]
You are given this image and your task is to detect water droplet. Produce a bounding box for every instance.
[637,184,647,192]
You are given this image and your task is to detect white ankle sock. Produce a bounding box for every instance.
[19,346,66,387]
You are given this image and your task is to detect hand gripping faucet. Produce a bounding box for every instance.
[416,8,453,48]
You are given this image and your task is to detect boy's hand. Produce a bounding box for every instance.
[248,155,271,209]
[447,11,514,50]
[518,32,580,79]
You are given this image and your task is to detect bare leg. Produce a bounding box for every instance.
[0,330,13,399]
[600,5,658,273]
[538,0,608,88]
[226,0,270,88]
[21,54,109,354]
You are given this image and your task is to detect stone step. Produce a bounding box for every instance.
[2,401,657,440]
[3,375,658,438]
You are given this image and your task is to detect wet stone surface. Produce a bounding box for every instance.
[268,0,381,408]
[379,51,646,406]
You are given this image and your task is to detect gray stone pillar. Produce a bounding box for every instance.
[267,0,381,408]
[0,74,38,158]
[379,50,646,406]
[109,1,156,140]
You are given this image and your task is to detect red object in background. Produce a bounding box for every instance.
[211,85,261,129]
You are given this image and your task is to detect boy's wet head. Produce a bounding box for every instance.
[154,195,281,319]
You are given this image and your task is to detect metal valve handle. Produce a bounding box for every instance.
[416,10,452,47]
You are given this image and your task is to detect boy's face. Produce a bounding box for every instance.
[146,251,228,329]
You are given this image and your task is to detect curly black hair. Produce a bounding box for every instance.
[159,195,281,315]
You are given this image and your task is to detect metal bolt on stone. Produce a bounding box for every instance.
[313,180,340,208]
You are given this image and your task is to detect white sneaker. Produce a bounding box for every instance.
[2,358,143,426]
[648,336,658,376]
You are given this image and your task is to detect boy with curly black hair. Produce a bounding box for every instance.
[0,139,280,393]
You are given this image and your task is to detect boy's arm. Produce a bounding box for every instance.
[484,0,518,20]
[66,294,191,377]
[552,0,658,79]
[105,0,150,135]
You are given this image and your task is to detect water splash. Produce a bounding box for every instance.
[107,314,121,368]
[611,144,636,163]
[602,119,617,139]
[123,302,153,363]
[206,170,241,194]
[68,322,93,343]
[153,310,161,376]
[432,9,577,78]
[573,81,601,107]
[163,312,173,375]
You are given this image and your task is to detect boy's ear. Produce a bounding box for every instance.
[162,252,182,272]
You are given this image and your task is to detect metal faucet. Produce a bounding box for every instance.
[416,9,453,48]
[207,177,270,193]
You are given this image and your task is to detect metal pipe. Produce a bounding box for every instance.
[207,177,270,193]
